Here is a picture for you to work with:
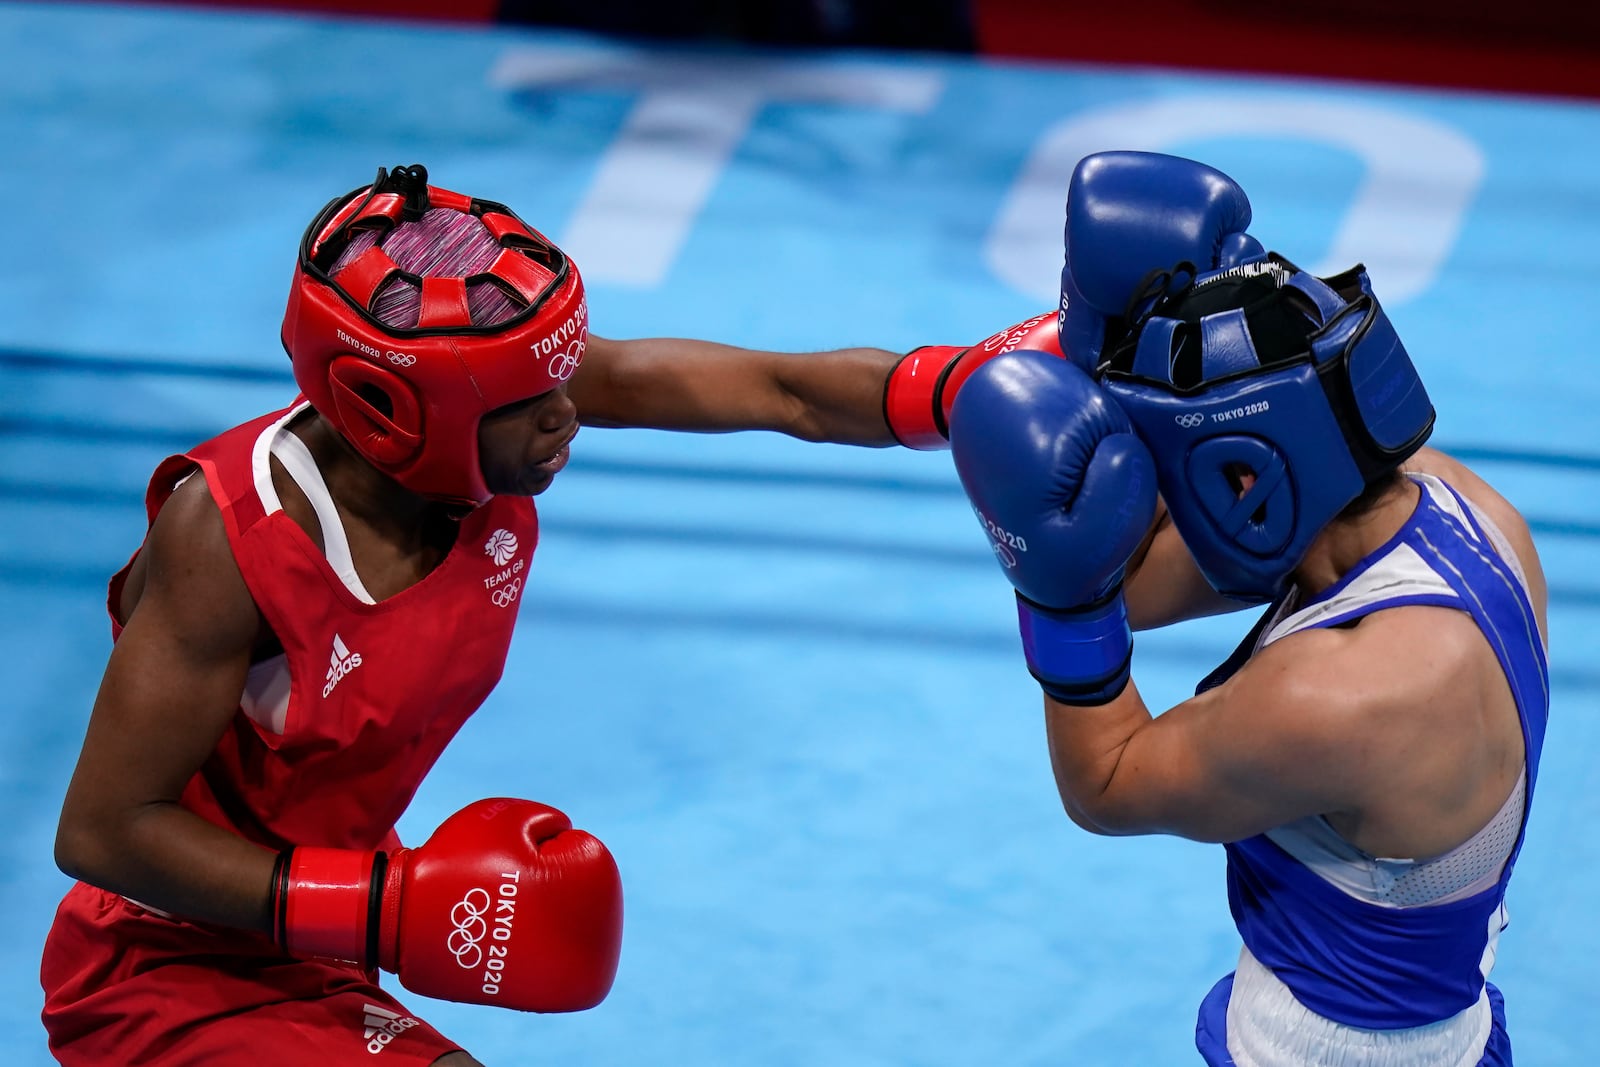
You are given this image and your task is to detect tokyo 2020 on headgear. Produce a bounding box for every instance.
[1099,255,1435,602]
[282,164,588,507]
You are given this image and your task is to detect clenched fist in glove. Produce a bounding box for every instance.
[950,351,1158,705]
[1060,150,1265,371]
[884,312,1064,449]
[274,798,623,1013]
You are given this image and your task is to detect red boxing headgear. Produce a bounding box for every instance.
[282,164,588,507]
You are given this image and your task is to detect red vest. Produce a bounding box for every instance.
[109,404,538,852]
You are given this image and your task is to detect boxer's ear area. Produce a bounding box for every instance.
[1224,461,1257,498]
[355,382,394,420]
[1224,462,1268,525]
[327,357,423,467]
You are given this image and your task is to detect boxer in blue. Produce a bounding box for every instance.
[949,152,1548,1066]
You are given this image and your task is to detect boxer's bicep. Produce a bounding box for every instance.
[1070,630,1392,842]
[57,475,262,887]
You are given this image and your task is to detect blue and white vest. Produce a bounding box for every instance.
[1194,474,1548,1066]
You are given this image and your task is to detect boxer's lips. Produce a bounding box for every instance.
[526,424,579,481]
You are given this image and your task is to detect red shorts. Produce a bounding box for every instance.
[41,882,466,1066]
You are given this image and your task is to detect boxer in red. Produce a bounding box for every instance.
[42,163,1061,1065]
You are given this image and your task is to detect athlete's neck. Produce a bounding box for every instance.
[293,412,454,548]
[1292,476,1420,598]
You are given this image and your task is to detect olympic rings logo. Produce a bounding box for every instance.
[491,578,523,608]
[1175,413,1205,428]
[386,352,418,366]
[447,888,492,969]
[548,340,585,382]
[992,542,1017,569]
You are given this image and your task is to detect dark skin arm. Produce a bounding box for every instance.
[54,472,279,932]
[572,334,1257,626]
[569,335,904,444]
[53,335,901,931]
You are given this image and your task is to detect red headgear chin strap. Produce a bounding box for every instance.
[281,164,588,508]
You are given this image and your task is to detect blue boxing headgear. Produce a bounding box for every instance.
[1099,255,1434,602]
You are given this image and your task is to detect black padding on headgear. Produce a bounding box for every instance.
[1115,258,1321,390]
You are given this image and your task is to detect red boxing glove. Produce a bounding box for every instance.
[883,312,1063,449]
[274,798,623,1013]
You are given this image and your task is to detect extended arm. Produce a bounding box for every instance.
[569,313,1064,449]
[569,335,902,444]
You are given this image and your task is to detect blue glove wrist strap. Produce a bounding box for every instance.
[1016,590,1133,706]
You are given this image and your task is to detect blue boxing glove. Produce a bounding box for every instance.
[1059,150,1266,371]
[950,351,1158,705]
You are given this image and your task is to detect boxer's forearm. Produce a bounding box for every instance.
[570,336,900,444]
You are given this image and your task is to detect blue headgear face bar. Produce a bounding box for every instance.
[1100,255,1435,602]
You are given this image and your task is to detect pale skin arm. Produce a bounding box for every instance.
[1043,607,1492,846]
[1122,496,1247,631]
[1051,442,1544,854]
[54,473,280,932]
[568,335,904,445]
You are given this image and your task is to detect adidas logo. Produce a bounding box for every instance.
[362,1002,419,1055]
[322,633,363,698]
